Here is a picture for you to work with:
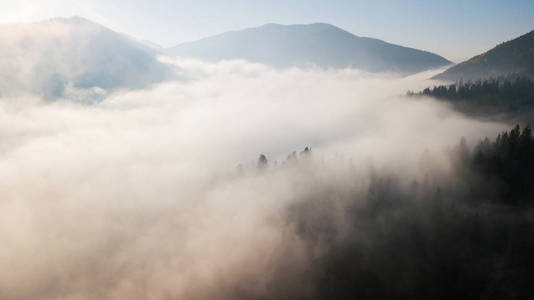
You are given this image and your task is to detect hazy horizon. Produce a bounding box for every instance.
[2,0,534,62]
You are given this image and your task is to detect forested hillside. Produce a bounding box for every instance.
[408,75,534,122]
[229,125,534,300]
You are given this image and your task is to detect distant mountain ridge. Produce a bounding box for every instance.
[166,23,451,74]
[434,30,534,82]
[0,16,174,101]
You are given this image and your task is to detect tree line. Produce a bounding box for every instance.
[407,75,534,121]
[241,125,534,300]
[459,125,534,205]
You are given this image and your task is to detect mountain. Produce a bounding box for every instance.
[434,30,534,82]
[139,39,164,51]
[166,23,451,74]
[0,17,174,101]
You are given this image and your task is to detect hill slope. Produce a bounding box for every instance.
[166,23,451,74]
[0,17,174,101]
[434,30,534,82]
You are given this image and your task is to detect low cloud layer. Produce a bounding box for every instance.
[0,17,172,101]
[0,58,506,299]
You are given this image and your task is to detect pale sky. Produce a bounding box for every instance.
[1,0,533,62]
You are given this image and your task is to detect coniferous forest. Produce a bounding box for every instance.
[234,125,534,300]
[408,75,534,122]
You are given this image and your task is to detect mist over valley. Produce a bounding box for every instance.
[0,10,533,300]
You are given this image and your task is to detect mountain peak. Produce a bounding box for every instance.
[167,23,450,74]
[0,17,173,101]
[47,16,98,25]
[257,22,348,34]
[434,29,534,81]
[260,22,338,28]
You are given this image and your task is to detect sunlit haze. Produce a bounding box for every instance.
[1,0,534,61]
[1,2,534,299]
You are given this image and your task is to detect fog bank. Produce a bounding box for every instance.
[0,59,506,299]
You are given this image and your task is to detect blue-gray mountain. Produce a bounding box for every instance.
[434,30,534,82]
[166,23,451,74]
[0,17,174,101]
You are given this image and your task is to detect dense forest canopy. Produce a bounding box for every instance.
[464,125,534,205]
[228,124,534,300]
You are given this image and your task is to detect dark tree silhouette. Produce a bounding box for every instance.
[258,153,268,169]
